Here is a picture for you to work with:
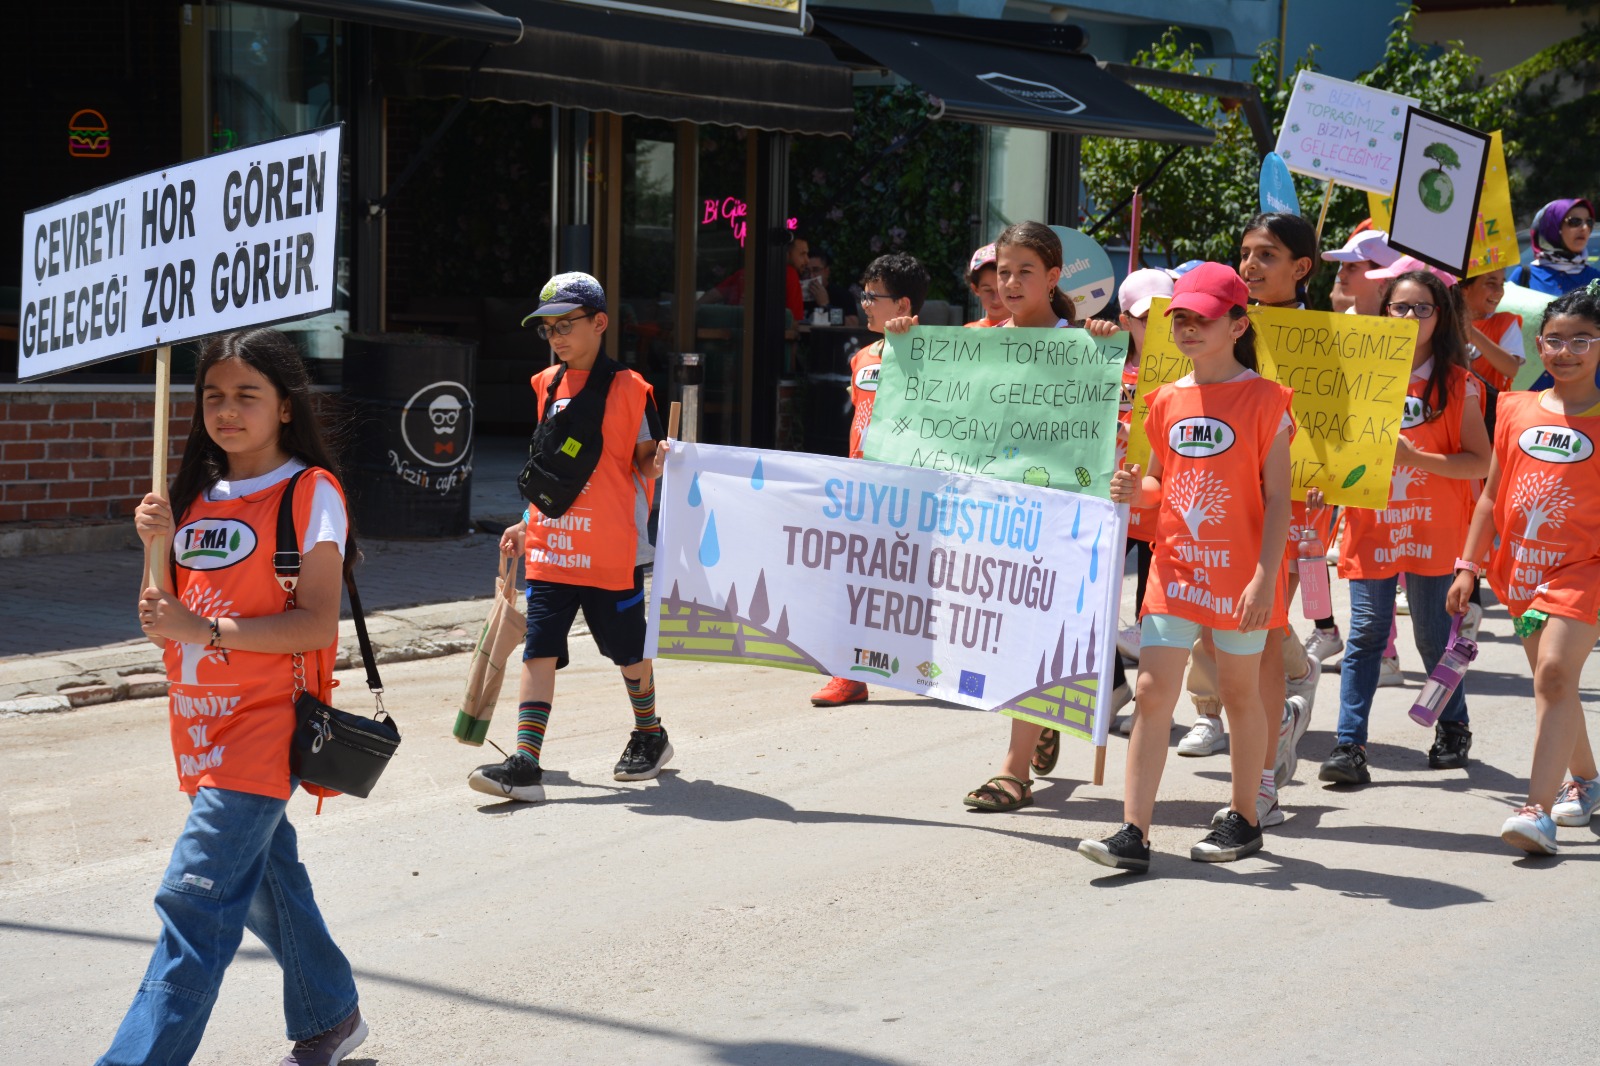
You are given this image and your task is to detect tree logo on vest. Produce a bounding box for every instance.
[1519,424,1594,464]
[978,73,1086,116]
[1401,395,1429,430]
[401,381,474,469]
[175,519,257,570]
[1169,417,1235,457]
[854,364,880,393]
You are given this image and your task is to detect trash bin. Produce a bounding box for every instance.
[342,332,476,538]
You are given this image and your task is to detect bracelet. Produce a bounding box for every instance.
[207,617,223,647]
[1453,558,1483,576]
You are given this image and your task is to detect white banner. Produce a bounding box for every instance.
[647,443,1124,743]
[17,124,343,381]
[1273,71,1417,194]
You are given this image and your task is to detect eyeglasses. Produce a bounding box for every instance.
[1562,216,1595,229]
[858,290,894,306]
[1538,335,1598,355]
[1385,302,1437,319]
[535,312,596,340]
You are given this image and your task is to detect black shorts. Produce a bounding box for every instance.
[524,565,647,669]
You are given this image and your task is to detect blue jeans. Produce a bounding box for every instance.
[1336,573,1469,747]
[98,784,358,1065]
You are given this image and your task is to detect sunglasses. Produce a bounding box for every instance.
[1562,216,1595,229]
[535,312,596,339]
[1384,302,1437,319]
[1539,335,1598,356]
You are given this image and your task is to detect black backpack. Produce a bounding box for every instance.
[517,358,621,518]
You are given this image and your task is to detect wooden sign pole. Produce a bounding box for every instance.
[1313,179,1336,246]
[1093,743,1107,787]
[668,400,681,440]
[144,345,173,593]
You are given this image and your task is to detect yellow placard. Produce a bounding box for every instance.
[1126,300,1417,509]
[1368,130,1517,278]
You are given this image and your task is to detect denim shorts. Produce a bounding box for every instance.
[525,565,647,668]
[1140,612,1268,656]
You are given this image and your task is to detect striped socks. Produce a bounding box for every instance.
[517,700,551,765]
[626,673,661,733]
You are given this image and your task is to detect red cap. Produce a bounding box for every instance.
[1165,262,1250,319]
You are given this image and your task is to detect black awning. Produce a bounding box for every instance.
[379,0,855,136]
[812,10,1214,146]
[253,0,524,44]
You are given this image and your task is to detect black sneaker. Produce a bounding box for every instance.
[1428,721,1473,769]
[1077,823,1151,873]
[1318,743,1371,785]
[1190,810,1263,863]
[614,728,674,781]
[467,752,544,802]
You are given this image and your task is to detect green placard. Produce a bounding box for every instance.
[865,325,1126,498]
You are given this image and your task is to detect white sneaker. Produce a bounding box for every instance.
[1395,585,1411,616]
[1177,715,1226,756]
[1305,627,1344,664]
[1286,658,1318,714]
[1275,695,1311,786]
[1458,602,1484,643]
[1116,625,1142,663]
[1114,712,1135,736]
[1377,657,1404,687]
[1213,796,1285,828]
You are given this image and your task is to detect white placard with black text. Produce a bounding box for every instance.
[16,124,343,381]
[1273,71,1418,194]
[1385,108,1491,278]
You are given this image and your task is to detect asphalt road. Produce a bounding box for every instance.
[3,608,1598,1065]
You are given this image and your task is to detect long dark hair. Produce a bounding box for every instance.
[1228,306,1259,371]
[995,221,1076,323]
[169,329,350,564]
[1380,270,1470,423]
[1241,212,1317,306]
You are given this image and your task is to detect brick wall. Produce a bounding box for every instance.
[0,391,190,525]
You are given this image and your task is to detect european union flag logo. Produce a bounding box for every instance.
[958,670,986,698]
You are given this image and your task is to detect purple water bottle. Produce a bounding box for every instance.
[1409,614,1478,727]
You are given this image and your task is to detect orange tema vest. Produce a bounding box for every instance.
[1141,375,1293,630]
[165,470,341,800]
[1339,367,1474,580]
[1488,392,1600,622]
[1470,311,1523,393]
[1115,363,1156,542]
[848,339,884,460]
[525,364,655,591]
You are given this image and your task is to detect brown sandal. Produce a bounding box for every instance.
[1032,728,1061,776]
[963,774,1034,812]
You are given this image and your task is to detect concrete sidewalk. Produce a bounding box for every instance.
[0,437,533,713]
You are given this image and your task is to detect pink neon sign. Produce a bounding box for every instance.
[702,197,798,246]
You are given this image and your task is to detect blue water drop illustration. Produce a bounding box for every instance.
[698,512,721,567]
[687,472,702,508]
[1089,525,1102,581]
[751,457,765,490]
[1071,502,1081,539]
[1076,577,1085,613]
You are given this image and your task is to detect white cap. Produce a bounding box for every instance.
[1118,268,1175,317]
[1321,229,1402,267]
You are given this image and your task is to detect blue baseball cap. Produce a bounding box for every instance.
[522,271,606,324]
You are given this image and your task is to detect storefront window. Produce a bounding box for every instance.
[984,126,1049,237]
[619,118,678,405]
[693,128,751,445]
[210,2,350,370]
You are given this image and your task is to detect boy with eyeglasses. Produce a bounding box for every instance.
[811,253,929,708]
[469,272,671,801]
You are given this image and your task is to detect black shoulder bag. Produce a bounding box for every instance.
[517,358,622,518]
[277,470,401,799]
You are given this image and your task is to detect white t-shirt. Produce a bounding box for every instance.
[1174,367,1293,433]
[207,459,348,557]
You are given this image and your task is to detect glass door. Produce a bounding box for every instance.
[618,118,678,405]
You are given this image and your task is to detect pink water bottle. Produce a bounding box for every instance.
[1297,528,1332,620]
[1409,615,1478,726]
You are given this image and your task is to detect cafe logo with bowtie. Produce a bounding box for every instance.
[401,379,474,469]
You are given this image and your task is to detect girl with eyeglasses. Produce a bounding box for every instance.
[1319,270,1491,788]
[1513,198,1600,298]
[1449,280,1600,854]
